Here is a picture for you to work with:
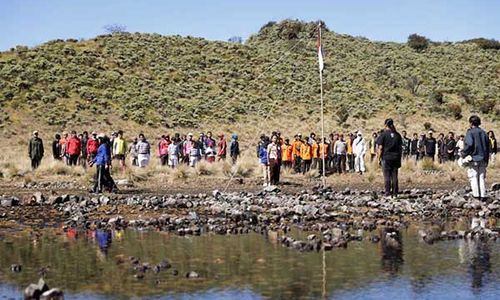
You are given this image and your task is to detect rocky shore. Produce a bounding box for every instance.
[1,184,499,252]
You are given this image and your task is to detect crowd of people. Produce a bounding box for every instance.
[27,116,497,197]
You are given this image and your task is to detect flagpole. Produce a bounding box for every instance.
[319,23,326,187]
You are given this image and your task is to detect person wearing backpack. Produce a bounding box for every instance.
[259,136,270,186]
[462,115,490,200]
[29,131,44,169]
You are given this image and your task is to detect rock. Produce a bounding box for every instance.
[40,288,64,300]
[24,284,42,300]
[186,271,200,278]
[1,197,19,207]
[264,185,279,193]
[33,192,45,205]
[491,183,500,191]
[322,243,333,251]
[116,179,131,186]
[212,190,221,200]
[171,269,179,276]
[450,197,466,208]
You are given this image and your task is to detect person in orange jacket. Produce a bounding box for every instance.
[292,134,303,173]
[300,140,313,174]
[319,138,329,175]
[281,139,293,169]
[311,137,319,169]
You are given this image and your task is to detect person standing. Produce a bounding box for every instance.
[168,138,180,168]
[217,134,227,161]
[417,133,426,161]
[300,140,313,174]
[456,135,465,160]
[52,134,62,161]
[292,134,303,173]
[401,130,410,160]
[437,133,445,164]
[346,133,355,172]
[90,134,112,194]
[318,138,329,175]
[462,115,490,200]
[267,135,282,186]
[229,134,240,164]
[410,133,419,161]
[60,132,68,164]
[424,131,436,161]
[353,131,366,174]
[113,130,128,171]
[488,131,497,164]
[128,137,138,167]
[80,131,89,168]
[86,132,100,163]
[66,131,81,166]
[281,139,293,169]
[258,136,270,186]
[158,135,170,166]
[369,132,378,162]
[445,132,456,162]
[136,134,151,168]
[334,135,347,174]
[28,131,44,169]
[377,119,403,198]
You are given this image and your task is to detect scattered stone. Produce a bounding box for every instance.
[186,271,200,279]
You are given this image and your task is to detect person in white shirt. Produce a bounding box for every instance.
[353,131,367,174]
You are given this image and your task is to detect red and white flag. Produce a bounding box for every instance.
[317,28,324,72]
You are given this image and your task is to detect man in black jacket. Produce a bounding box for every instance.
[377,119,403,198]
[29,131,44,169]
[425,131,437,161]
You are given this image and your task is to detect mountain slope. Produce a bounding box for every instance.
[0,20,498,132]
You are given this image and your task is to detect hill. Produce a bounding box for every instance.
[0,20,499,135]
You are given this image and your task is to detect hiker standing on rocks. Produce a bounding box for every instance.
[136,134,151,168]
[66,131,82,166]
[462,115,490,200]
[52,134,62,161]
[267,135,282,186]
[113,130,128,171]
[229,134,240,164]
[28,131,44,169]
[353,131,366,174]
[217,134,227,161]
[377,119,403,197]
[488,131,497,164]
[90,134,113,193]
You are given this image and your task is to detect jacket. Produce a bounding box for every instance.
[230,140,240,157]
[319,143,328,159]
[300,144,312,160]
[87,138,99,155]
[136,140,151,155]
[66,137,82,156]
[93,144,110,166]
[281,144,293,162]
[353,136,366,156]
[292,140,302,159]
[29,137,44,160]
[52,140,61,159]
[158,139,169,156]
[462,127,489,163]
[113,137,128,155]
[311,142,319,159]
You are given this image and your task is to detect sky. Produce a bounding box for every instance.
[0,0,499,50]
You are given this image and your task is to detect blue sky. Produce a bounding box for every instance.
[0,0,499,50]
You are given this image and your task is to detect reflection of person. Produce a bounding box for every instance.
[96,229,112,255]
[378,227,404,275]
[458,239,491,293]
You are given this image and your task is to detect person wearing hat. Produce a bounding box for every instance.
[353,131,366,174]
[28,131,44,170]
[229,134,240,164]
[376,119,403,197]
[462,115,490,200]
[424,130,437,161]
[86,132,100,163]
[217,134,227,161]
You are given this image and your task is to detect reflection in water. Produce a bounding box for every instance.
[459,239,492,294]
[379,227,404,276]
[0,227,499,299]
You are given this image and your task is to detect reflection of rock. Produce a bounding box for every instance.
[380,227,404,275]
[24,278,50,300]
[40,288,64,300]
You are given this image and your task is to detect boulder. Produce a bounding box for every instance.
[491,182,500,191]
[185,271,200,279]
[40,288,64,300]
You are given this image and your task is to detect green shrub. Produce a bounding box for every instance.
[407,34,429,51]
[447,103,462,120]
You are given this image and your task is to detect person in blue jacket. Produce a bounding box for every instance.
[462,115,490,200]
[90,134,115,193]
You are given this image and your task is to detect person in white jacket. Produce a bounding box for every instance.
[353,131,366,174]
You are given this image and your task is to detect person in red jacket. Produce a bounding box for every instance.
[217,134,227,161]
[158,135,170,166]
[66,130,82,166]
[86,132,100,162]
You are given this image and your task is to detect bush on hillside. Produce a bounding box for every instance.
[429,91,444,105]
[447,103,462,120]
[407,34,429,51]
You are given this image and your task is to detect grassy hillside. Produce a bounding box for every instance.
[0,20,499,135]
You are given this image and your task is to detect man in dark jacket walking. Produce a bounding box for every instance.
[29,131,44,169]
[462,115,490,200]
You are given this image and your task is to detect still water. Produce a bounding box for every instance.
[0,227,499,299]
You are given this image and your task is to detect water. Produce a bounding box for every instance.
[0,227,499,299]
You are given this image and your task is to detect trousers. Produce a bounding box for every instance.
[467,162,487,198]
[354,154,365,172]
